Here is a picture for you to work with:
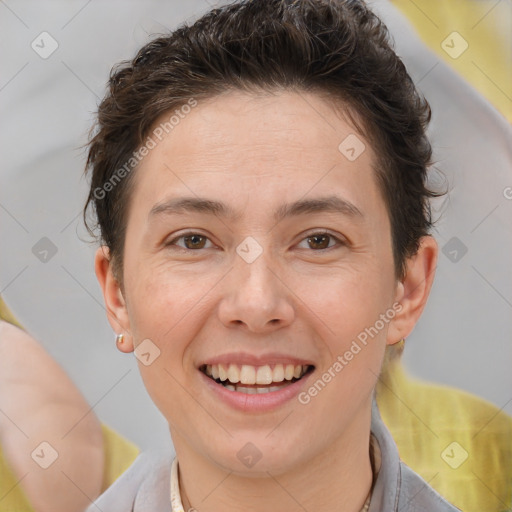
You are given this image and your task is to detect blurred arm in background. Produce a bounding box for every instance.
[0,319,104,512]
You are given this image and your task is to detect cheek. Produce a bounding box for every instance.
[124,261,220,374]
[125,260,195,336]
[295,264,393,378]
[123,267,203,416]
[303,266,390,329]
[300,273,390,411]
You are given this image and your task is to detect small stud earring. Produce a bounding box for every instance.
[115,333,124,345]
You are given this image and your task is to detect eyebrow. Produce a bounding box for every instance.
[149,195,363,223]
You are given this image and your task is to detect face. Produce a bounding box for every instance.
[99,90,410,476]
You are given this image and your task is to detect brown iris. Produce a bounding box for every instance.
[183,234,207,249]
[307,234,331,250]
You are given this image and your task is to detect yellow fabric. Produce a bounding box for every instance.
[100,424,140,493]
[377,358,512,512]
[391,0,512,122]
[0,298,139,510]
[0,443,32,511]
[0,296,22,329]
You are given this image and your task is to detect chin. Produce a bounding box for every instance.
[201,432,312,478]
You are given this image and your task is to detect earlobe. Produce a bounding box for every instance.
[386,236,438,345]
[94,246,134,353]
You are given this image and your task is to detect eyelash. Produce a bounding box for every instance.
[165,230,346,252]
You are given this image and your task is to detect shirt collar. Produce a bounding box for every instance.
[368,397,401,512]
[170,456,185,512]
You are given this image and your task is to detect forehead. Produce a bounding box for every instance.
[129,90,384,222]
[152,90,370,168]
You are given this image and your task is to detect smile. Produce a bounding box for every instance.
[200,363,314,394]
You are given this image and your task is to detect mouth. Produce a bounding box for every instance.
[199,363,315,394]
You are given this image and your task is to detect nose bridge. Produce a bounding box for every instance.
[235,245,279,307]
[242,250,276,295]
[218,242,294,331]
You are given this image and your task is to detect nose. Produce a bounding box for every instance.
[217,251,295,333]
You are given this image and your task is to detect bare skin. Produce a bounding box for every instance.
[0,320,104,512]
[96,90,437,512]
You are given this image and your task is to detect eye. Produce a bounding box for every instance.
[166,232,214,250]
[297,232,345,251]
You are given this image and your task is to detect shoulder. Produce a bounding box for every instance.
[370,398,461,512]
[86,448,173,512]
[397,462,462,512]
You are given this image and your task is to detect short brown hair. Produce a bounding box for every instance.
[83,0,440,282]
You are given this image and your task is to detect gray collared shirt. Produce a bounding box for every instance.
[87,400,461,511]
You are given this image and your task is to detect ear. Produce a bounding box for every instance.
[386,236,438,345]
[94,246,134,353]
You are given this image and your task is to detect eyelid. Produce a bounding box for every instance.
[165,229,348,251]
[295,230,347,250]
[165,230,217,250]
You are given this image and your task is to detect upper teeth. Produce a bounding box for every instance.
[204,363,308,385]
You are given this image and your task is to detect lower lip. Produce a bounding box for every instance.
[199,369,314,413]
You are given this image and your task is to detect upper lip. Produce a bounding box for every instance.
[198,352,315,368]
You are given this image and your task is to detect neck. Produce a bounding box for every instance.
[172,405,373,512]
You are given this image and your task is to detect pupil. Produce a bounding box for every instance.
[309,234,328,249]
[185,235,205,249]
